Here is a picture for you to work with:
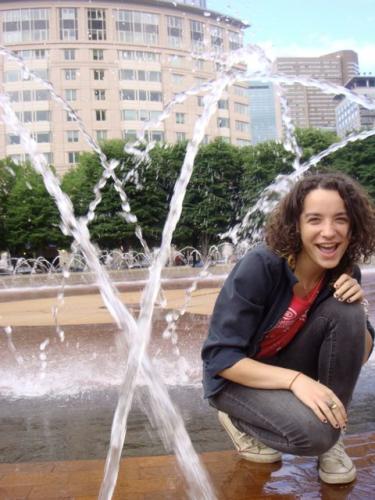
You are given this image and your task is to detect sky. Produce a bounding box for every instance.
[208,0,375,74]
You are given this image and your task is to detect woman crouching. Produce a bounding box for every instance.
[202,172,375,484]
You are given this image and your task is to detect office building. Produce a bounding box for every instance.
[275,51,359,131]
[335,75,375,137]
[0,0,249,174]
[248,81,282,144]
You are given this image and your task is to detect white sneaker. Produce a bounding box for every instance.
[318,436,356,484]
[218,411,282,463]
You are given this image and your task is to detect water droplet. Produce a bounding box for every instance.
[40,338,50,350]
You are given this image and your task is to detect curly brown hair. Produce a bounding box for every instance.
[265,171,375,275]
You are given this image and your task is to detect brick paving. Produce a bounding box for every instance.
[0,432,374,499]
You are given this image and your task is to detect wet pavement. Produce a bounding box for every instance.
[1,433,375,498]
[0,269,374,467]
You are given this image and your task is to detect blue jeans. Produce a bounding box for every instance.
[209,297,366,456]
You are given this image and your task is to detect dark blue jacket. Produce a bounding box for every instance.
[201,245,374,399]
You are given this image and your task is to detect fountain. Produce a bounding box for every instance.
[1,26,375,500]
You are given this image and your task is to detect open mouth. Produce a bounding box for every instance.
[316,244,339,256]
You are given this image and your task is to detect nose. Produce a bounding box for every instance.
[320,221,336,238]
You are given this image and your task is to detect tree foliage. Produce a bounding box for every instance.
[4,163,63,256]
[1,129,375,257]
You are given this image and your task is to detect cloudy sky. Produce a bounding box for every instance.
[209,0,375,74]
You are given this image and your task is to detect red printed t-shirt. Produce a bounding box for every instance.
[256,277,324,359]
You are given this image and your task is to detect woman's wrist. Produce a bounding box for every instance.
[288,371,302,391]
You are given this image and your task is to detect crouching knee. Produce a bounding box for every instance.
[290,417,340,456]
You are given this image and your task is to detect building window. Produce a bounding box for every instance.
[35,89,49,101]
[35,110,50,121]
[150,131,164,142]
[14,49,47,60]
[218,117,230,128]
[66,111,78,122]
[139,110,160,121]
[64,69,76,80]
[233,85,248,97]
[94,89,106,100]
[7,134,21,145]
[168,54,185,67]
[4,70,20,83]
[138,70,161,82]
[210,26,224,51]
[121,109,138,121]
[34,132,51,143]
[88,9,106,40]
[176,132,186,142]
[194,59,204,71]
[68,152,80,164]
[176,112,185,124]
[4,69,45,82]
[67,130,79,143]
[65,89,77,101]
[116,10,159,45]
[120,89,136,101]
[235,120,250,132]
[218,100,229,110]
[63,48,76,60]
[119,69,136,80]
[172,73,184,84]
[43,153,54,164]
[95,110,106,121]
[228,30,242,51]
[123,130,137,141]
[59,8,78,40]
[92,48,104,61]
[96,130,108,141]
[15,110,50,122]
[167,16,183,48]
[118,50,160,61]
[234,102,249,114]
[93,69,105,80]
[190,20,204,51]
[3,8,49,43]
[150,91,162,102]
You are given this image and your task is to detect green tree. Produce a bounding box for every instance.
[62,140,183,249]
[296,128,338,162]
[175,139,243,252]
[0,158,20,251]
[4,163,63,256]
[322,135,375,200]
[240,140,295,209]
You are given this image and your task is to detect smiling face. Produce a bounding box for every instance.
[296,188,350,274]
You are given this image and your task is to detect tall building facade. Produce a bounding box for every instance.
[335,76,375,137]
[0,0,248,174]
[275,51,359,131]
[248,81,281,144]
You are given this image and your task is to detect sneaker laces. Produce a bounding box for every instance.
[322,439,348,467]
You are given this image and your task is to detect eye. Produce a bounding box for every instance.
[336,216,349,224]
[306,217,321,224]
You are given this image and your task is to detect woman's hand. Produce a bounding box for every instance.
[290,373,347,430]
[333,273,364,303]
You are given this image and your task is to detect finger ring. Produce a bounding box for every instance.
[328,401,338,410]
